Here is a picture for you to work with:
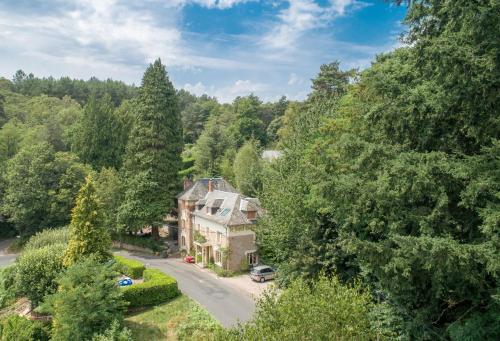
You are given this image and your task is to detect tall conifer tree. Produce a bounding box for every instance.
[118,59,182,239]
[63,175,111,267]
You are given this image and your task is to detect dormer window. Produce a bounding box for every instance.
[196,199,206,211]
[247,210,256,220]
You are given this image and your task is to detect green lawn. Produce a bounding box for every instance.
[125,295,222,341]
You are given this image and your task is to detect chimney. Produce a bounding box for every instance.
[183,177,193,190]
[208,179,214,192]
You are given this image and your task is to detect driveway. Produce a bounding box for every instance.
[115,250,258,327]
[0,239,16,267]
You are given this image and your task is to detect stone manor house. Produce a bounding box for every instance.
[177,178,262,271]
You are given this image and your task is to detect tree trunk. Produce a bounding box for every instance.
[152,225,160,240]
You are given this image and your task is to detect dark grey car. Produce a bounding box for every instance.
[250,265,276,283]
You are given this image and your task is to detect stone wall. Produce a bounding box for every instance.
[227,231,256,271]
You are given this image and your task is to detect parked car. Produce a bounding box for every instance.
[118,277,133,287]
[250,265,276,283]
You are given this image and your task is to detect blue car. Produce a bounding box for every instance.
[118,278,133,287]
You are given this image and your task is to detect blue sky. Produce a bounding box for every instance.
[0,0,407,103]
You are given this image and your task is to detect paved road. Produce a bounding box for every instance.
[115,250,256,327]
[0,239,16,267]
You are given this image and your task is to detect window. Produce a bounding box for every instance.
[215,251,222,264]
[247,252,258,266]
[181,235,186,247]
[217,232,222,244]
[247,210,256,220]
[205,226,209,236]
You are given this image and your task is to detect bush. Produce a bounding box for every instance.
[217,275,378,340]
[42,257,126,341]
[114,234,166,252]
[208,264,235,277]
[122,268,179,308]
[113,255,145,279]
[23,227,69,251]
[15,244,66,307]
[0,266,17,309]
[240,258,249,272]
[176,303,222,340]
[0,315,50,341]
[92,320,132,341]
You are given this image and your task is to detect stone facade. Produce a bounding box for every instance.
[178,199,196,252]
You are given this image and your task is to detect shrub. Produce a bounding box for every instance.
[42,257,126,341]
[113,255,145,279]
[176,302,222,340]
[0,265,17,309]
[23,227,69,251]
[208,264,235,277]
[114,234,166,252]
[240,258,249,272]
[15,243,66,307]
[217,275,378,340]
[92,320,133,341]
[0,315,50,341]
[122,268,179,308]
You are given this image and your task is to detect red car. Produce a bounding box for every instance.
[183,255,195,263]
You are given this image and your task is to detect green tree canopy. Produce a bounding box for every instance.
[219,275,378,340]
[233,140,262,196]
[194,112,236,177]
[43,257,126,341]
[15,243,66,307]
[181,94,221,144]
[258,1,500,339]
[95,167,125,234]
[72,93,126,170]
[2,143,89,236]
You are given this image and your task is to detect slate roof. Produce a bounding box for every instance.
[177,177,237,201]
[193,190,264,227]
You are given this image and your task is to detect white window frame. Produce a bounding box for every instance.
[215,250,222,266]
[246,251,258,266]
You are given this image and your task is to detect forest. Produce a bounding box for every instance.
[0,1,498,340]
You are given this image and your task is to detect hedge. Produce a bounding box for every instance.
[114,255,145,279]
[122,268,180,308]
[0,315,50,341]
[23,227,69,251]
[113,234,166,252]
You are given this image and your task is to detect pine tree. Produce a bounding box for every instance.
[118,59,182,239]
[63,175,111,267]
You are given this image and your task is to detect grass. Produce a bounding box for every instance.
[125,294,222,341]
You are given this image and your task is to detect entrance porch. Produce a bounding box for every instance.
[194,241,212,268]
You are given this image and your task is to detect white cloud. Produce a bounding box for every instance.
[183,81,208,96]
[187,0,255,9]
[261,0,365,50]
[183,79,270,103]
[287,72,302,85]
